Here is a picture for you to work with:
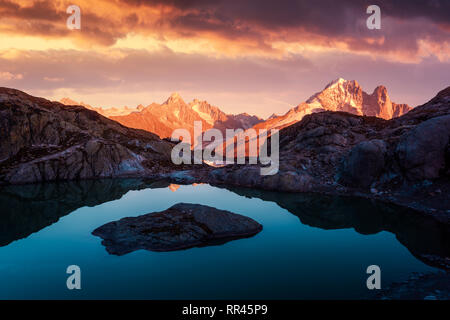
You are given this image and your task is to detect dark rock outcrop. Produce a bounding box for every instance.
[0,87,175,185]
[92,203,262,255]
[376,272,450,300]
[396,115,450,180]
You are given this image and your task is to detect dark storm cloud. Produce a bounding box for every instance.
[120,0,450,34]
[116,0,450,60]
[0,0,448,59]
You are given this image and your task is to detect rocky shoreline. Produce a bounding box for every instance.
[162,167,450,223]
[375,271,450,300]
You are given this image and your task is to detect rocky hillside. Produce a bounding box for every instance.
[0,87,175,185]
[186,86,449,216]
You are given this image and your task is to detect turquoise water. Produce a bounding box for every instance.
[0,179,445,299]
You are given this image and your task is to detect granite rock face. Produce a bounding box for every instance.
[0,87,175,185]
[92,203,262,255]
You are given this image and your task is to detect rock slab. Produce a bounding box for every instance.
[92,203,262,255]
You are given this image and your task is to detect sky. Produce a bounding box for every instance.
[0,0,449,118]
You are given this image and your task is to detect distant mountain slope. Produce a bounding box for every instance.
[110,93,263,139]
[111,93,210,141]
[0,87,174,185]
[60,98,137,117]
[254,78,412,132]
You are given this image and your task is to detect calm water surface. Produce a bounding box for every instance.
[0,179,446,299]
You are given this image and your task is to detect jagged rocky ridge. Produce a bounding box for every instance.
[216,78,413,158]
[252,78,412,133]
[108,93,263,139]
[0,87,175,185]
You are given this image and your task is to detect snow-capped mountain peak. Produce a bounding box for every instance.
[164,92,185,105]
[253,79,412,132]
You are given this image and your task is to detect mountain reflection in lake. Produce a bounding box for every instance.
[0,179,448,299]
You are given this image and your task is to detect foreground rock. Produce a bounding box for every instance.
[92,203,262,255]
[0,87,176,185]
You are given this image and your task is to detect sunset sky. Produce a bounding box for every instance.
[0,0,449,118]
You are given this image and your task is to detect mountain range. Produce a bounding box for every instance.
[61,94,264,140]
[209,78,413,157]
[59,79,412,151]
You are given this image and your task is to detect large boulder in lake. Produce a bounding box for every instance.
[92,203,262,255]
